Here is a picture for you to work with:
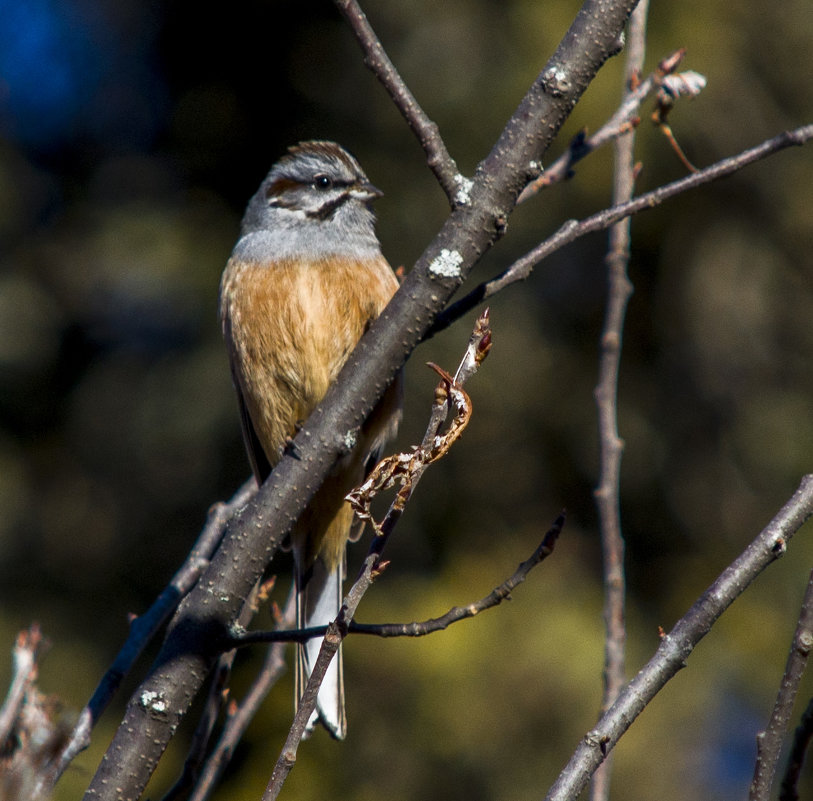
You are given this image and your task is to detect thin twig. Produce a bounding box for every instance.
[262,312,492,801]
[45,479,255,790]
[749,570,813,801]
[352,514,563,637]
[651,71,707,171]
[0,625,44,749]
[518,43,680,202]
[346,310,491,544]
[186,591,295,801]
[334,0,464,204]
[780,696,813,801]
[590,5,648,801]
[160,572,272,801]
[160,656,234,801]
[545,475,813,801]
[430,124,813,338]
[0,626,72,801]
[230,513,563,645]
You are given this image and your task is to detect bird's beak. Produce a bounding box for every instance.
[353,182,384,202]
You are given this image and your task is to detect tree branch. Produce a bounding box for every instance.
[182,592,295,801]
[159,576,281,801]
[229,512,563,645]
[0,625,44,749]
[518,44,684,201]
[749,569,813,801]
[780,696,813,801]
[351,514,564,637]
[590,4,649,801]
[334,0,464,204]
[545,475,813,801]
[431,123,813,337]
[1,626,72,801]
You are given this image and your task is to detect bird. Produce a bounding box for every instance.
[219,141,401,739]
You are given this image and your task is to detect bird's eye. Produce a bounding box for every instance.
[313,174,333,190]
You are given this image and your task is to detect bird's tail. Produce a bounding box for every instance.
[294,554,346,739]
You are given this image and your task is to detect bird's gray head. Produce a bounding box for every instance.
[238,141,383,260]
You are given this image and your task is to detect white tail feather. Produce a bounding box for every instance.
[295,555,346,739]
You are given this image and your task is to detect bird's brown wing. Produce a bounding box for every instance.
[234,370,272,485]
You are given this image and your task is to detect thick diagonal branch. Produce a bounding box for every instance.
[545,475,813,801]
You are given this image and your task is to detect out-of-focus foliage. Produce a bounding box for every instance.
[0,1,811,800]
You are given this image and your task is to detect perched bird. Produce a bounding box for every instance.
[219,141,401,738]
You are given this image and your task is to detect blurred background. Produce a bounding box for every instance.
[1,0,812,799]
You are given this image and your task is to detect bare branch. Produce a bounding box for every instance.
[545,475,813,801]
[351,513,564,637]
[231,510,563,645]
[431,124,813,336]
[160,573,276,801]
[518,48,709,201]
[518,42,679,201]
[1,626,73,801]
[651,69,708,171]
[749,570,813,801]
[590,4,649,800]
[185,592,295,801]
[334,0,464,204]
[781,697,813,801]
[347,361,474,536]
[160,657,233,801]
[0,625,44,748]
